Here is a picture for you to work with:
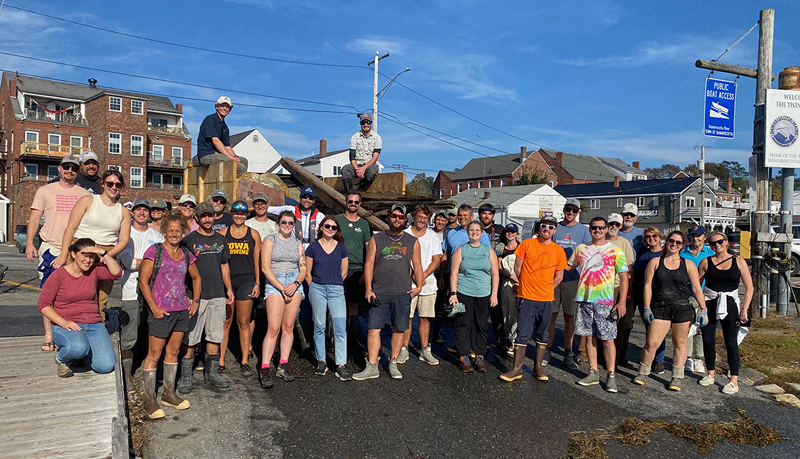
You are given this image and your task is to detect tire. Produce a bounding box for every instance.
[791,254,800,276]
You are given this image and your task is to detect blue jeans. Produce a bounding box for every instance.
[52,322,115,374]
[308,283,347,366]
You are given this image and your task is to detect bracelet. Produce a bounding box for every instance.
[294,281,301,287]
[101,250,108,257]
[450,291,458,296]
[254,282,260,286]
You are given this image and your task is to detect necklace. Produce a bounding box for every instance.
[388,231,403,242]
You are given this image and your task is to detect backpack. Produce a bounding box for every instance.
[137,243,192,307]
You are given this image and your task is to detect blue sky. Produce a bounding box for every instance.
[2,1,799,178]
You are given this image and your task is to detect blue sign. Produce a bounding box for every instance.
[704,77,736,139]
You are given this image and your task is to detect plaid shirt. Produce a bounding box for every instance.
[349,130,382,164]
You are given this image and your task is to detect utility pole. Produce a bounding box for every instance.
[695,8,774,317]
[700,145,705,228]
[367,51,390,133]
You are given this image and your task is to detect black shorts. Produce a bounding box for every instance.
[148,308,191,338]
[344,268,368,310]
[231,274,256,302]
[367,293,412,331]
[651,300,694,323]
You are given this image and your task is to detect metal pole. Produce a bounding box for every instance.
[751,8,775,318]
[373,50,379,133]
[700,145,705,228]
[777,66,798,315]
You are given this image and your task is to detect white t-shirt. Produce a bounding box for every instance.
[118,226,165,301]
[405,227,443,296]
[245,217,279,241]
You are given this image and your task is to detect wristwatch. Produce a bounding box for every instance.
[101,250,108,257]
[294,281,302,288]
[450,291,458,297]
[193,299,200,304]
[254,282,260,286]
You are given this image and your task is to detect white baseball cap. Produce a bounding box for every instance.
[216,96,233,107]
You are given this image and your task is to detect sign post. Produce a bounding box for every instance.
[764,89,800,167]
[704,77,737,138]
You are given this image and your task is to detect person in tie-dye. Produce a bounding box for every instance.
[565,216,628,393]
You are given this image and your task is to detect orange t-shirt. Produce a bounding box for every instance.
[515,238,567,302]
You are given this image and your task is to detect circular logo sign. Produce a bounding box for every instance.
[770,115,798,147]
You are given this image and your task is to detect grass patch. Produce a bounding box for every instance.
[737,313,800,390]
[565,408,786,458]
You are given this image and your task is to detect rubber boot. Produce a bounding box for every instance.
[668,365,684,391]
[121,348,134,391]
[632,362,652,385]
[343,178,355,194]
[178,357,194,394]
[500,344,526,382]
[204,354,231,389]
[533,343,549,381]
[143,369,165,419]
[161,363,190,409]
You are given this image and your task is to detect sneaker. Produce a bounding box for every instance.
[605,373,618,393]
[685,358,695,372]
[722,382,739,395]
[693,359,707,374]
[388,358,403,379]
[315,360,328,376]
[564,351,578,370]
[335,365,353,381]
[699,374,715,386]
[352,362,380,380]
[577,368,600,386]
[259,367,273,389]
[652,362,665,375]
[419,345,440,365]
[542,348,552,366]
[276,363,295,382]
[55,355,73,378]
[397,346,409,364]
[240,363,254,377]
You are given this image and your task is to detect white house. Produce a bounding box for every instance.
[449,184,567,227]
[0,193,9,242]
[231,129,286,174]
[292,140,383,178]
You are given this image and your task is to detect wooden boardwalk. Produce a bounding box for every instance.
[0,335,125,458]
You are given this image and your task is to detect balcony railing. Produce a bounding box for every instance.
[25,109,88,126]
[147,125,186,136]
[146,182,183,190]
[22,142,90,158]
[682,206,737,218]
[21,174,58,182]
[147,154,188,169]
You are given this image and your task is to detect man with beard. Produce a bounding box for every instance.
[431,211,448,344]
[605,213,634,366]
[619,203,643,255]
[245,192,279,240]
[48,150,101,194]
[342,113,381,193]
[269,186,325,249]
[478,203,505,255]
[353,204,423,380]
[210,189,233,232]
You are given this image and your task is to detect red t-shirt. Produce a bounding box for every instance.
[37,265,122,324]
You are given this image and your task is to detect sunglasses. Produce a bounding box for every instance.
[301,195,315,200]
[104,181,123,189]
[280,220,295,226]
[539,224,556,231]
[361,120,372,125]
[212,197,226,203]
[564,208,579,214]
[667,238,684,246]
[622,213,636,218]
[62,164,80,172]
[590,225,606,231]
[609,222,622,227]
[151,208,164,212]
[322,224,338,230]
[645,234,660,239]
[180,202,196,208]
[709,239,726,246]
[347,200,360,205]
[390,214,405,220]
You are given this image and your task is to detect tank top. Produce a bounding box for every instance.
[372,231,417,295]
[226,226,256,276]
[652,257,690,303]
[705,255,740,292]
[458,243,492,298]
[266,232,301,274]
[74,195,123,246]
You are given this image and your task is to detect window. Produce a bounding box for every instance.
[152,173,162,187]
[636,197,645,207]
[333,166,342,176]
[24,163,37,177]
[152,145,164,162]
[108,165,121,171]
[685,197,695,207]
[438,189,443,198]
[500,178,506,187]
[590,199,599,209]
[478,180,483,189]
[252,134,259,143]
[131,100,143,115]
[653,196,659,206]
[548,180,555,187]
[25,131,38,143]
[130,167,143,188]
[172,147,184,166]
[172,175,182,187]
[48,133,61,153]
[148,118,167,127]
[47,165,59,180]
[488,180,494,188]
[131,135,143,156]
[109,96,121,112]
[70,136,83,156]
[468,182,472,189]
[617,198,623,207]
[705,199,712,208]
[457,183,463,193]
[109,132,121,154]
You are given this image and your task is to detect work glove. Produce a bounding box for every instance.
[643,308,654,325]
[696,308,709,328]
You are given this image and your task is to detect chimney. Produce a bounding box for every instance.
[555,151,565,183]
[520,146,527,160]
[727,177,733,192]
[88,78,97,88]
[9,78,16,96]
[483,191,490,200]
[319,139,327,157]
[175,103,183,113]
[632,161,640,170]
[614,176,620,188]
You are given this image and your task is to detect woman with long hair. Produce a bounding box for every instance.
[305,216,350,380]
[632,226,667,374]
[259,211,307,389]
[697,232,753,395]
[139,213,202,419]
[633,230,705,391]
[219,200,261,377]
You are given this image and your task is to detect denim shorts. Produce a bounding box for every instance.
[264,271,305,300]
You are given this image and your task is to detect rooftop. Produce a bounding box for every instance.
[440,152,528,181]
[540,148,646,182]
[555,177,704,197]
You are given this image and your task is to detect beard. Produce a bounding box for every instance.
[623,220,634,229]
[212,203,225,213]
[608,227,619,237]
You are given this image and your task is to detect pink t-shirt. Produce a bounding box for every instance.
[143,244,196,312]
[31,182,89,249]
[37,265,122,324]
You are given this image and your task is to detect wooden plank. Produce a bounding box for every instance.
[322,172,406,194]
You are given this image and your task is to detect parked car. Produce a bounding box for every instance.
[13,224,42,254]
[726,231,740,256]
[769,223,800,275]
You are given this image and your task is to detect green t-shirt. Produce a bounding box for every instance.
[336,215,372,269]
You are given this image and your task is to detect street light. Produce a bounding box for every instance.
[368,49,410,133]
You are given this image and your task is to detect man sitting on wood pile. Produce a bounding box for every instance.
[341,113,381,193]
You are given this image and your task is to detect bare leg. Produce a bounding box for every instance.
[547,312,559,348]
[219,302,235,367]
[144,335,168,370]
[601,339,616,373]
[419,318,431,348]
[670,322,691,369]
[235,300,254,365]
[390,331,405,359]
[586,335,599,371]
[404,319,413,347]
[164,332,185,364]
[261,295,285,366]
[564,314,576,351]
[43,316,53,350]
[280,296,302,361]
[367,329,381,364]
[640,320,671,365]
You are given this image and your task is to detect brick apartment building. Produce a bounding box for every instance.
[1,72,192,237]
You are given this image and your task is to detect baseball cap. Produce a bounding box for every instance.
[132,198,150,209]
[211,189,228,201]
[434,211,447,219]
[179,194,197,205]
[505,223,520,233]
[300,187,316,199]
[216,96,233,107]
[252,192,269,204]
[565,198,580,209]
[359,113,373,122]
[123,201,134,210]
[196,202,214,216]
[60,155,80,166]
[539,216,558,225]
[80,150,99,164]
[688,225,707,236]
[608,213,623,225]
[149,198,167,209]
[390,203,407,215]
[231,200,249,212]
[622,203,639,215]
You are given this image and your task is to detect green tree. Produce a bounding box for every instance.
[406,173,434,197]
[643,164,683,179]
[515,167,549,185]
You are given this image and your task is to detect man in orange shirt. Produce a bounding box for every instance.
[500,216,567,382]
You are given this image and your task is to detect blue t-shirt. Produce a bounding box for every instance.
[553,221,591,282]
[680,245,714,291]
[305,241,349,285]
[197,113,230,159]
[619,226,644,255]
[442,226,490,272]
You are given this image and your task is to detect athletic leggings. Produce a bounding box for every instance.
[701,297,741,376]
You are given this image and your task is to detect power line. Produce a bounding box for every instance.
[4,4,367,69]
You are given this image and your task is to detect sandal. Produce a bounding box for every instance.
[41,342,55,352]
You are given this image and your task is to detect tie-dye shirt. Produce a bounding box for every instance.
[569,242,628,306]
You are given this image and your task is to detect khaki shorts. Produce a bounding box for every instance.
[553,280,579,316]
[410,294,436,318]
[185,298,226,346]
